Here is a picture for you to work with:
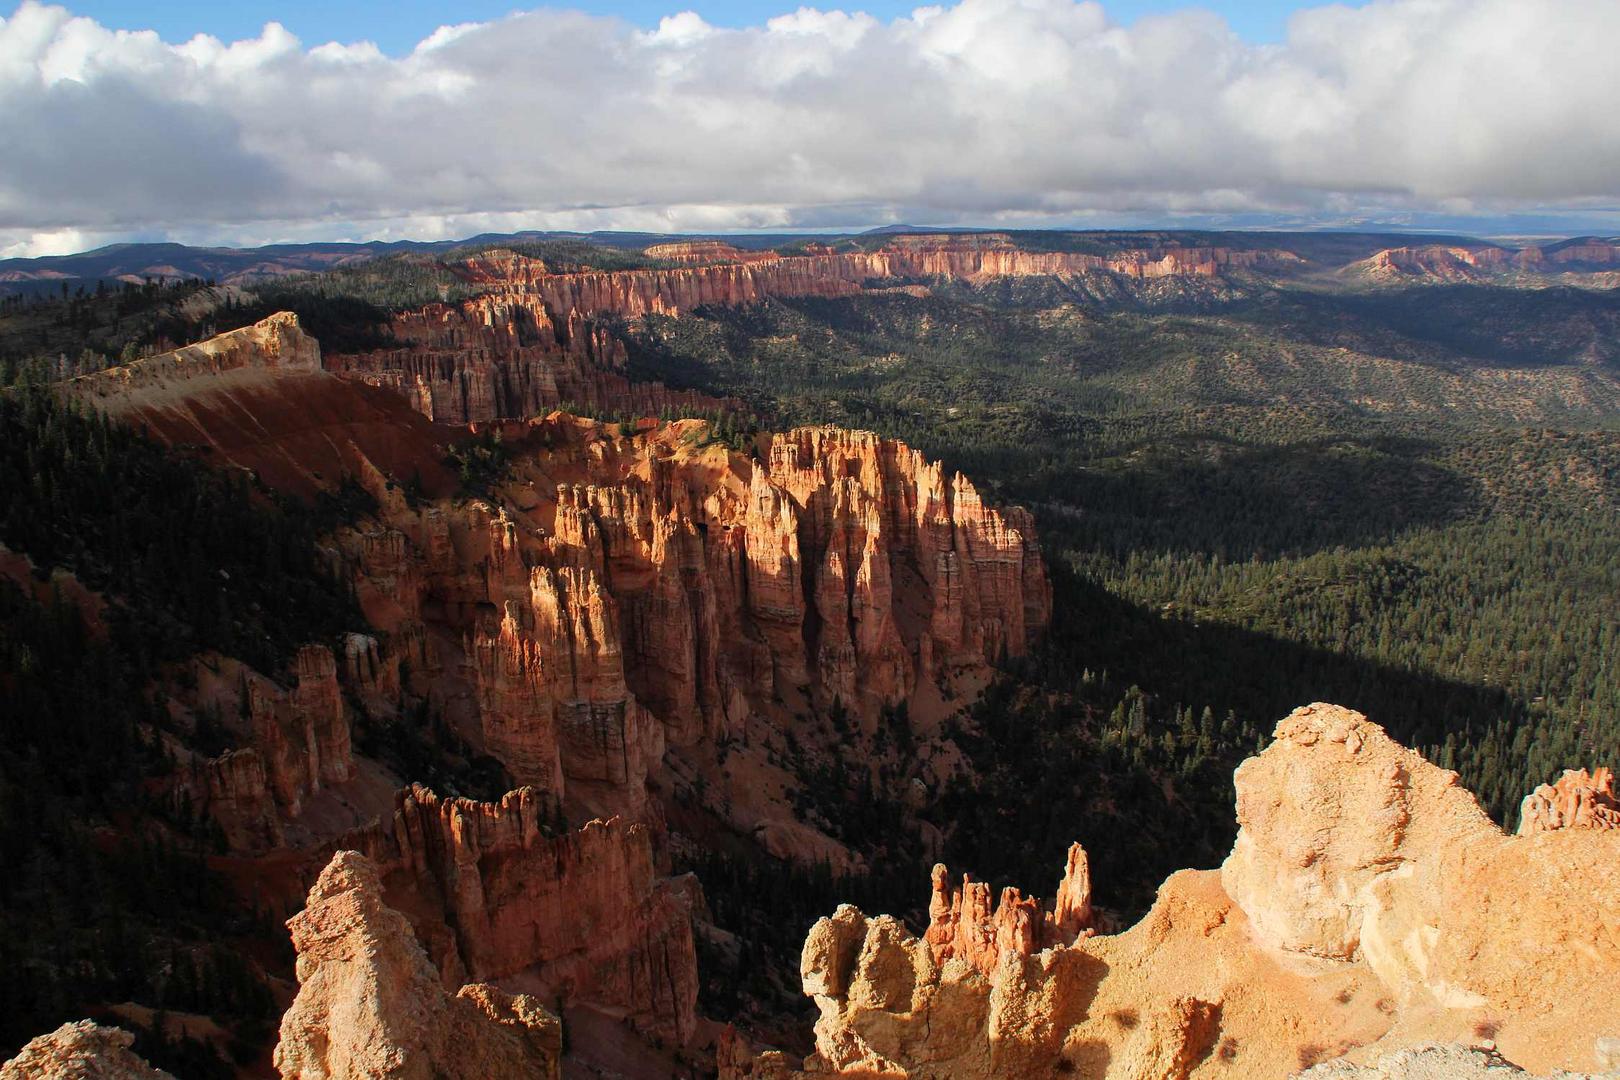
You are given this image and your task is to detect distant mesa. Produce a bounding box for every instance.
[1345,239,1620,283]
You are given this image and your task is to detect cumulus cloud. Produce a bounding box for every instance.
[1,0,1619,253]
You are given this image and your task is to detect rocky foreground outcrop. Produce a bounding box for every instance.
[728,704,1620,1079]
[0,1022,175,1080]
[274,850,562,1080]
[1298,1042,1618,1079]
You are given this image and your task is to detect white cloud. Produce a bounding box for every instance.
[0,0,1618,251]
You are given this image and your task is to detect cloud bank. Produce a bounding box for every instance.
[2,0,1619,254]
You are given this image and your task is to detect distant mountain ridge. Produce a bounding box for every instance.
[10,228,1615,294]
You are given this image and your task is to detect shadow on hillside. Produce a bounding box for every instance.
[935,561,1539,922]
[1032,432,1480,562]
[1052,565,1528,761]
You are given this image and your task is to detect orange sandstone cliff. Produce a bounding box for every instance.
[49,313,1053,1069]
[69,315,1048,842]
[1346,239,1620,284]
[324,236,1300,424]
[726,704,1620,1079]
[338,785,700,1044]
[350,419,1045,822]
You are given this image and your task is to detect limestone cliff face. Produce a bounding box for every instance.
[1351,245,1516,282]
[643,241,780,265]
[65,319,1050,853]
[733,704,1620,1079]
[452,239,1295,321]
[274,850,562,1080]
[0,1021,175,1080]
[175,644,358,851]
[329,238,1297,424]
[341,784,699,1044]
[1535,240,1620,268]
[325,290,740,425]
[328,295,642,424]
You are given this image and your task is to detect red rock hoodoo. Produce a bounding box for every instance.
[274,849,563,1080]
[1518,767,1620,833]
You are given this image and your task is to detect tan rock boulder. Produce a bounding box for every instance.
[1222,703,1620,1029]
[1220,702,1498,966]
[0,1022,173,1080]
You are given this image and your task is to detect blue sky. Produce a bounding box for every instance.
[3,0,1618,255]
[55,0,1320,52]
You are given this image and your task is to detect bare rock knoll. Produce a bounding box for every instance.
[727,704,1620,1079]
[1298,1042,1614,1079]
[274,849,562,1080]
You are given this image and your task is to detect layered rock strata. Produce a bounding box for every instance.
[67,310,319,404]
[1349,240,1620,282]
[274,850,562,1080]
[731,704,1620,1079]
[328,237,1299,424]
[452,240,1296,320]
[340,784,699,1044]
[61,313,460,498]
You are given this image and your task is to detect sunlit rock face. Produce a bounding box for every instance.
[725,704,1620,1080]
[273,849,563,1080]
